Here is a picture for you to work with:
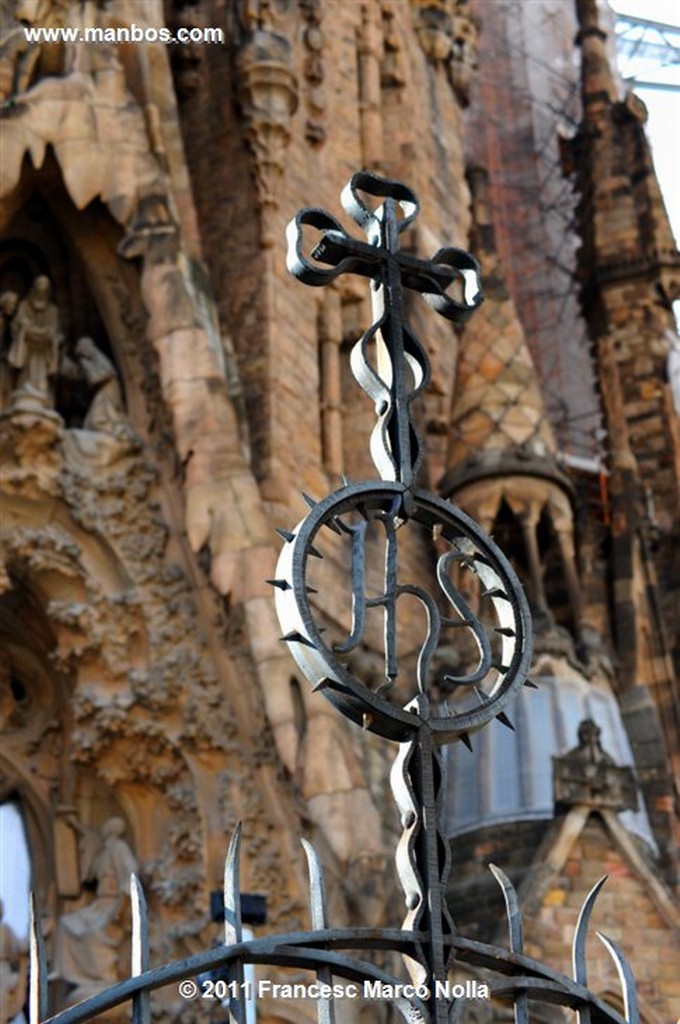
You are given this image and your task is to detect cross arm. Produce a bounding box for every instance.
[286,209,382,287]
[399,247,483,323]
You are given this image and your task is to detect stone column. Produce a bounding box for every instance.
[319,290,344,477]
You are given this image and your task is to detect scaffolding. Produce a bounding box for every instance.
[466,0,601,459]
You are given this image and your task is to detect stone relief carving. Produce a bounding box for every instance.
[6,275,62,416]
[52,817,137,1001]
[299,0,326,147]
[553,718,638,813]
[234,28,299,247]
[380,2,406,90]
[410,0,480,106]
[0,272,137,462]
[77,337,129,435]
[0,0,70,100]
[61,337,140,466]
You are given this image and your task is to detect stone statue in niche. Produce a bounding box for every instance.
[553,718,638,813]
[6,276,62,416]
[76,338,128,436]
[62,337,139,466]
[0,897,27,1024]
[52,818,137,1002]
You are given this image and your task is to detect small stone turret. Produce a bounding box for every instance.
[442,166,585,649]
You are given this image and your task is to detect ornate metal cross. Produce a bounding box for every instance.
[286,171,482,491]
[280,172,532,1023]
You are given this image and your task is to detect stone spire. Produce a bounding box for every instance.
[566,0,680,874]
[575,0,618,110]
[441,166,568,498]
[572,0,679,301]
[441,167,585,649]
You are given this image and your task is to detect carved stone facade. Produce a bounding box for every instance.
[0,2,678,1023]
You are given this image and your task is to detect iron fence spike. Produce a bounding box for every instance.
[308,544,324,559]
[130,874,150,976]
[300,840,336,1023]
[301,838,329,930]
[29,893,47,1024]
[302,492,318,508]
[524,677,539,688]
[459,732,473,751]
[489,864,523,953]
[494,626,516,637]
[130,875,151,1024]
[224,823,243,946]
[573,873,608,1024]
[596,931,639,1023]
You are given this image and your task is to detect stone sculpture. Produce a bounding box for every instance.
[61,337,138,465]
[553,718,638,813]
[76,338,128,435]
[52,819,137,1002]
[7,276,62,414]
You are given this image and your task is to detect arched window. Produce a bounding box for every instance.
[0,800,31,943]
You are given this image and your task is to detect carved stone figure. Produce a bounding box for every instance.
[553,718,638,813]
[7,277,62,413]
[76,338,127,435]
[0,1,71,100]
[61,337,139,465]
[52,818,137,1000]
[0,898,27,1024]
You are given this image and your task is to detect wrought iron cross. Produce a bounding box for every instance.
[286,171,483,491]
[281,173,530,1023]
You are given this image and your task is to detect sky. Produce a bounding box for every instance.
[609,0,680,242]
